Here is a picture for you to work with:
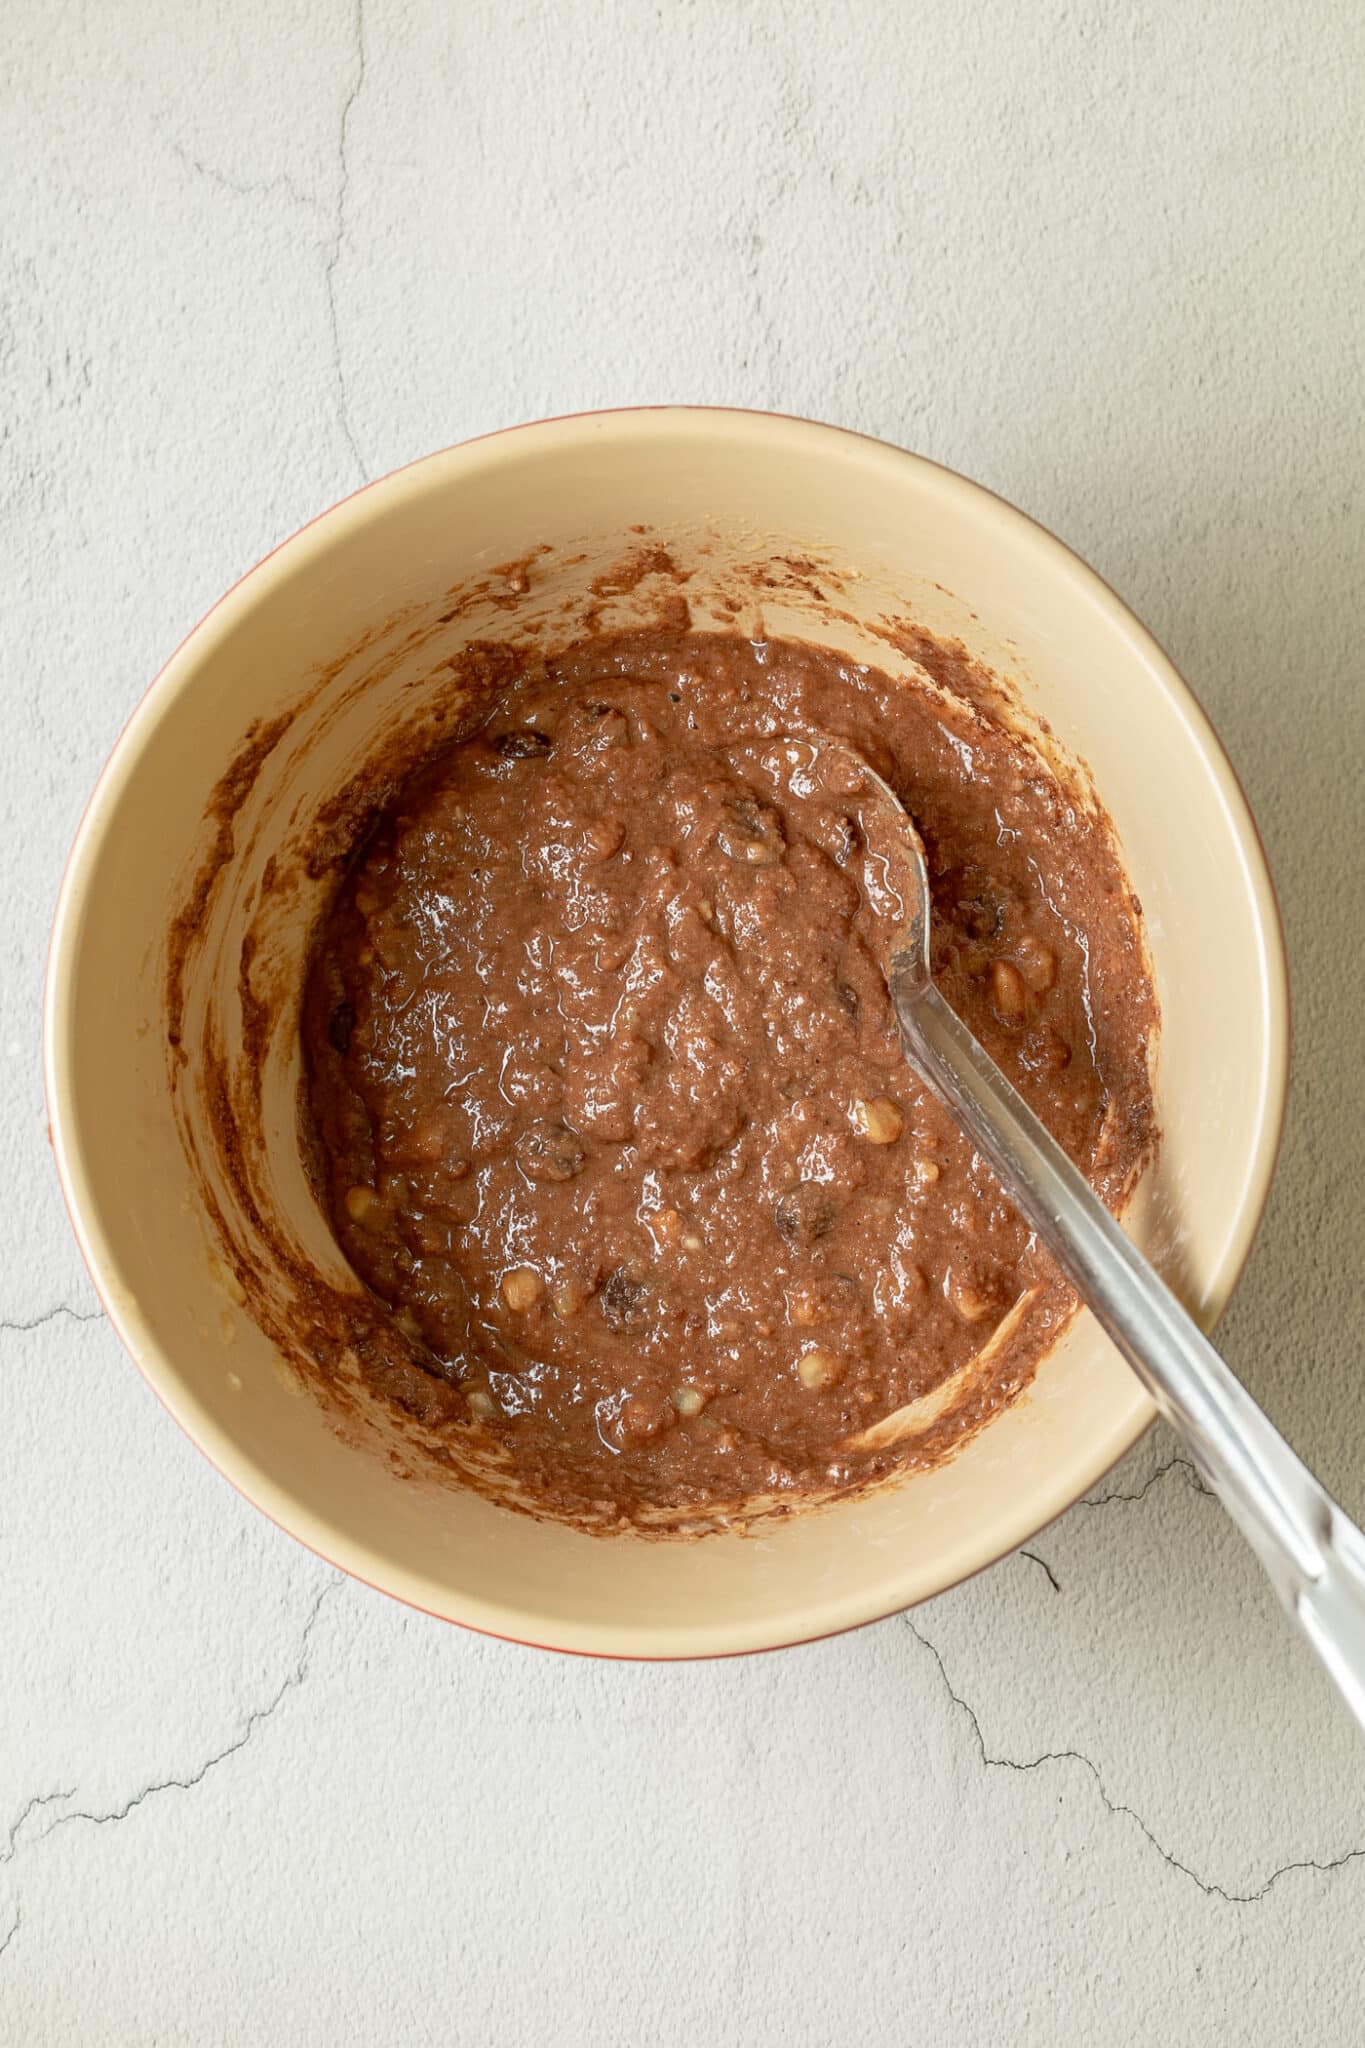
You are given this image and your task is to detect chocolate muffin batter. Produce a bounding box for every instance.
[302,628,1156,1519]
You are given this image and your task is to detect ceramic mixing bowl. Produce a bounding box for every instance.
[44,408,1288,1655]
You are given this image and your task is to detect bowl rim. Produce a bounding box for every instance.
[42,403,1291,1658]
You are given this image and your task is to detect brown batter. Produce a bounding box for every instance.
[302,628,1155,1519]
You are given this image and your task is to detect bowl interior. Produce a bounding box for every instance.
[46,411,1286,1654]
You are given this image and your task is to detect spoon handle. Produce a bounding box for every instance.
[896,977,1365,1732]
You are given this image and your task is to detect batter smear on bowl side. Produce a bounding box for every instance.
[302,627,1156,1520]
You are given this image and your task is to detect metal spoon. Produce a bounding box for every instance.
[831,741,1365,1732]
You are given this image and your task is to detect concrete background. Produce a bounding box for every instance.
[4,2,1364,2040]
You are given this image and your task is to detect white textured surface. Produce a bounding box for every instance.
[5,2,1365,2038]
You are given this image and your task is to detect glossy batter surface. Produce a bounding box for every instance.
[303,629,1155,1517]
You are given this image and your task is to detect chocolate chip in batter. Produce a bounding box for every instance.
[773,1182,839,1249]
[514,1118,587,1184]
[490,727,554,759]
[327,1001,356,1056]
[600,1264,651,1330]
[954,872,1008,941]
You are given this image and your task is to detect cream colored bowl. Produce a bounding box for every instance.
[44,408,1288,1656]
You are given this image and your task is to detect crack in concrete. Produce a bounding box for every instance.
[905,1616,1365,1903]
[0,1906,19,1963]
[1080,1453,1215,1508]
[167,138,325,221]
[1019,1549,1060,1593]
[0,1581,341,1876]
[0,1305,102,1337]
[324,0,369,481]
[2,1789,75,1867]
